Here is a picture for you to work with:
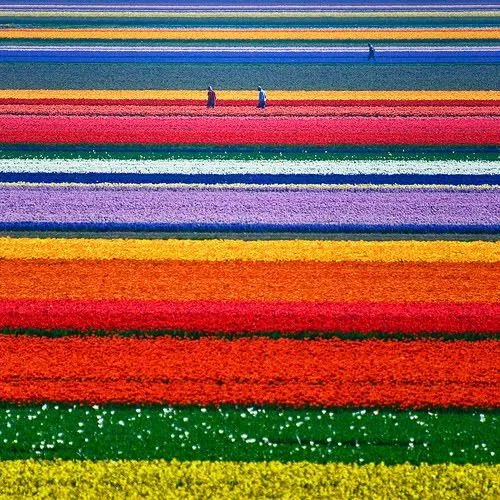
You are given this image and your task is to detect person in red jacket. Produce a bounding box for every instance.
[207,86,216,108]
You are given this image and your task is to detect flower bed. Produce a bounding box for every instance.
[1,115,498,145]
[1,299,498,334]
[0,2,498,496]
[0,405,497,464]
[3,104,499,117]
[1,460,498,498]
[1,259,497,302]
[0,186,497,232]
[1,337,498,407]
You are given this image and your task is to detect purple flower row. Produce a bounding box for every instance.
[0,186,498,226]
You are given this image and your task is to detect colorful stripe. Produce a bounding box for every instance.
[1,104,499,117]
[2,101,498,109]
[0,461,498,497]
[1,158,499,174]
[0,147,496,161]
[10,174,498,185]
[3,10,499,18]
[0,158,498,185]
[0,1,498,495]
[0,337,497,407]
[1,300,498,334]
[3,64,498,91]
[0,186,497,232]
[2,46,498,63]
[4,182,492,189]
[0,90,497,100]
[0,260,498,302]
[2,28,499,40]
[2,115,497,145]
[0,404,497,463]
[1,238,497,262]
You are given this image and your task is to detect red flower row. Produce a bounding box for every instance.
[1,105,496,118]
[0,299,498,334]
[0,115,497,145]
[0,99,495,107]
[0,336,498,407]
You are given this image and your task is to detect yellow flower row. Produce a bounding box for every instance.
[0,460,498,499]
[0,89,498,101]
[1,237,498,262]
[1,28,498,40]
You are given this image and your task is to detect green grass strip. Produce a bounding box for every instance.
[3,231,499,241]
[3,16,499,29]
[2,63,498,91]
[0,145,497,162]
[0,404,497,464]
[1,328,499,341]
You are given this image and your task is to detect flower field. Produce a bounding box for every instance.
[0,0,499,497]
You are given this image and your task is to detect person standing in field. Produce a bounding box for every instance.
[207,86,216,108]
[368,43,376,61]
[257,86,267,109]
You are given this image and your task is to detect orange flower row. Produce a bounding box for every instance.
[0,337,498,407]
[0,260,497,302]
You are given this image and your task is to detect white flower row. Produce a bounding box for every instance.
[0,159,499,175]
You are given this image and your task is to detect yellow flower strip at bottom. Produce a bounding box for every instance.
[0,89,498,101]
[0,460,498,499]
[1,238,499,263]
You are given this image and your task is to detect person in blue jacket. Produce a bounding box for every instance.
[257,86,267,109]
[368,43,376,61]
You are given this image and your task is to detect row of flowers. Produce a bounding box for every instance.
[2,105,498,117]
[1,299,498,334]
[0,299,500,338]
[2,27,497,40]
[0,337,497,406]
[0,115,497,145]
[1,460,498,498]
[1,238,497,263]
[1,185,497,227]
[1,158,498,175]
[5,48,497,65]
[4,149,493,163]
[0,404,497,463]
[3,98,497,108]
[1,259,496,302]
[1,90,497,101]
[1,259,497,304]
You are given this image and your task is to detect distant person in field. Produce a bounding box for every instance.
[257,86,267,109]
[368,43,376,61]
[207,86,216,108]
